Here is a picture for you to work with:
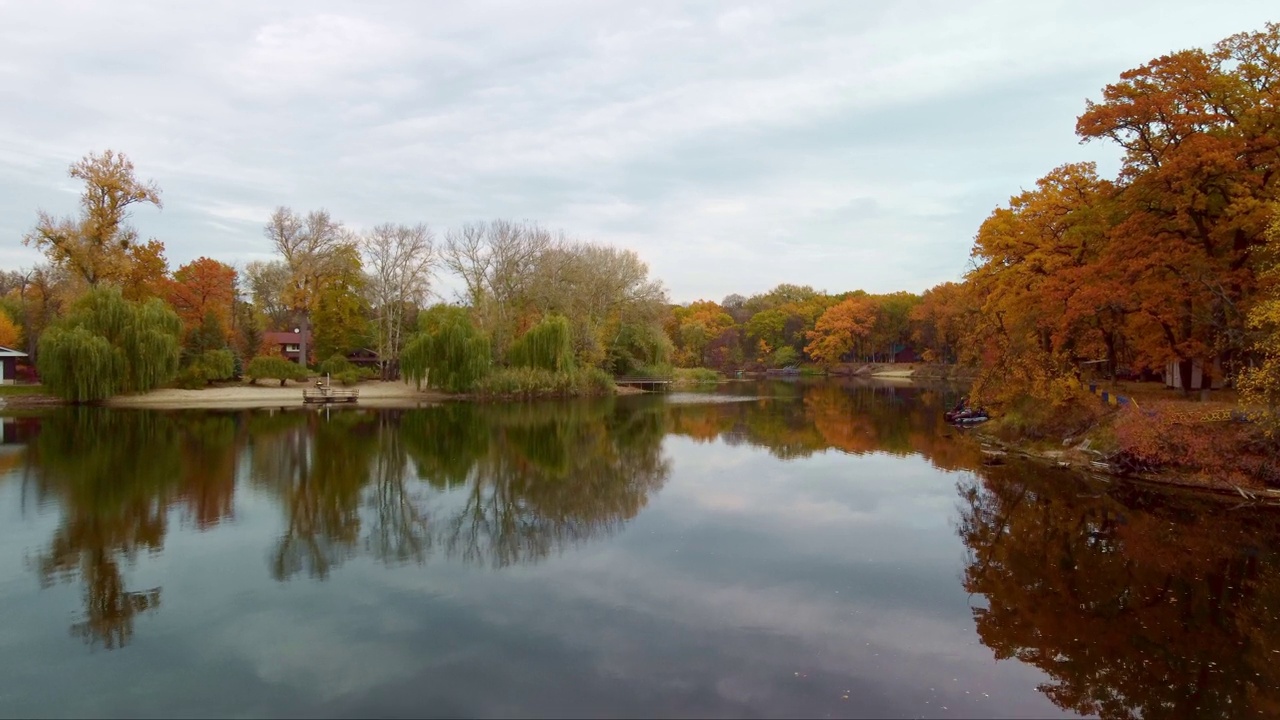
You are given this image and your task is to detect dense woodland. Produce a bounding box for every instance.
[2,24,1279,427]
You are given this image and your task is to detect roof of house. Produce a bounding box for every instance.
[263,331,311,344]
[0,346,28,358]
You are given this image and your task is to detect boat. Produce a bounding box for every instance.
[944,398,989,425]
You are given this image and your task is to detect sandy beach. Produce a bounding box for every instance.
[105,380,449,409]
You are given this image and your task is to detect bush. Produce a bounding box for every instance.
[333,368,376,386]
[986,392,1106,442]
[174,366,207,389]
[246,356,309,386]
[629,363,674,379]
[1110,402,1273,486]
[317,354,356,376]
[673,367,720,384]
[473,367,616,398]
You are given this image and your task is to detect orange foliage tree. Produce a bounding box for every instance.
[667,300,737,368]
[1075,24,1280,372]
[804,295,877,367]
[164,257,237,340]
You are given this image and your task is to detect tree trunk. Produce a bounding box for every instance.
[299,312,310,368]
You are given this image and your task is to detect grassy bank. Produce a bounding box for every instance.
[979,391,1279,493]
[471,367,615,399]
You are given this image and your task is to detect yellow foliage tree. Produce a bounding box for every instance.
[0,308,21,349]
[1239,207,1280,438]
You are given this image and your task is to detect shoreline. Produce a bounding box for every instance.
[104,380,450,409]
[2,379,650,411]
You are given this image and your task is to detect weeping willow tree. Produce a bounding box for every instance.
[507,315,575,372]
[37,287,182,402]
[401,305,492,392]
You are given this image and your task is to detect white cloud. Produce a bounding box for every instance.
[0,0,1276,300]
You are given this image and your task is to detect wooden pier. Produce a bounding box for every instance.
[614,377,673,392]
[302,387,360,404]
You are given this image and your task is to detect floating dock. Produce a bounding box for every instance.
[302,388,359,404]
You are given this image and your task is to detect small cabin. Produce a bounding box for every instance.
[0,346,28,385]
[263,329,312,365]
[1165,358,1225,391]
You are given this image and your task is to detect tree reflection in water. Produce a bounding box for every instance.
[958,462,1280,719]
[27,409,200,649]
[247,398,672,576]
[16,380,975,652]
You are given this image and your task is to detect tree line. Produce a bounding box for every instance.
[664,23,1280,433]
[3,151,673,400]
[4,23,1278,415]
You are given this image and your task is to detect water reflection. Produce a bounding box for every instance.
[10,382,972,652]
[26,410,181,649]
[958,462,1280,719]
[665,379,978,469]
[7,379,1279,718]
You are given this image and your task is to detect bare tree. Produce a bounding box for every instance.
[361,223,436,379]
[263,207,355,366]
[440,220,557,358]
[242,260,293,330]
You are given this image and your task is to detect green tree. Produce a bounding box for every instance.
[401,305,492,392]
[37,287,181,402]
[310,245,370,361]
[507,315,575,372]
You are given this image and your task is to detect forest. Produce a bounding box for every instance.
[2,24,1278,430]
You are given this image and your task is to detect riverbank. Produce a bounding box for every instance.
[1,379,649,410]
[972,394,1280,500]
[830,362,978,380]
[106,381,449,409]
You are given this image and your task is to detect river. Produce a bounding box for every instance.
[0,379,1275,718]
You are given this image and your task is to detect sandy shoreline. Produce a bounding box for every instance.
[105,381,450,409]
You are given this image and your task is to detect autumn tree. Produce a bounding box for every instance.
[1239,207,1280,438]
[1075,24,1280,372]
[23,150,163,289]
[867,291,922,361]
[910,282,973,363]
[165,257,237,341]
[525,242,667,366]
[804,295,877,367]
[442,220,556,360]
[964,163,1120,409]
[311,244,370,360]
[669,300,737,368]
[0,307,21,349]
[120,240,169,302]
[264,207,356,366]
[361,223,436,379]
[242,260,294,330]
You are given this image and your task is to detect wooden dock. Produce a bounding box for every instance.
[615,377,673,391]
[302,387,360,404]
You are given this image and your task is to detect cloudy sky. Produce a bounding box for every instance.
[0,1,1275,303]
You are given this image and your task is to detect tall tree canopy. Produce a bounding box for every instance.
[360,223,435,378]
[23,150,163,289]
[165,257,237,342]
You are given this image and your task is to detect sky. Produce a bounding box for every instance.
[0,1,1276,304]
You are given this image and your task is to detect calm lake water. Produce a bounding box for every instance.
[0,379,1277,719]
